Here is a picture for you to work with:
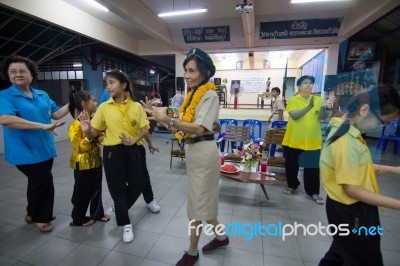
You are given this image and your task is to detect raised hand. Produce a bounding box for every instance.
[140,96,157,114]
[78,110,91,134]
[152,107,168,121]
[308,96,314,108]
[326,95,336,108]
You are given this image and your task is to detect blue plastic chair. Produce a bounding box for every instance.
[242,119,262,144]
[269,120,288,156]
[270,120,288,129]
[218,119,238,152]
[376,119,400,154]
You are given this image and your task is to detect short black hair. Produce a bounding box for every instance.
[271,87,280,94]
[296,75,315,86]
[0,55,38,80]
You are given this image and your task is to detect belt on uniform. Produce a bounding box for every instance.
[186,134,215,144]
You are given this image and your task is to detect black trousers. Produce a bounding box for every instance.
[71,165,104,225]
[103,144,145,226]
[138,145,154,204]
[16,159,54,223]
[319,197,383,266]
[284,146,320,196]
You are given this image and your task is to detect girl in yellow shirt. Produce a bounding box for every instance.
[320,85,400,266]
[80,70,149,243]
[68,88,109,226]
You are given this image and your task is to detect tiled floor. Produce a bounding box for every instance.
[0,133,399,266]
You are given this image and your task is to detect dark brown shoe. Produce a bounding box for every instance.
[175,251,199,266]
[202,237,229,253]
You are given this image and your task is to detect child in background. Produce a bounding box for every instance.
[68,88,109,226]
[267,87,285,124]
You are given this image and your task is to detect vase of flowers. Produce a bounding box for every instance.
[243,164,252,173]
[234,141,262,173]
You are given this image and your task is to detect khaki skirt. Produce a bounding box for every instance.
[186,140,220,220]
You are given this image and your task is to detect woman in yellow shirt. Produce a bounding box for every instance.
[68,88,109,226]
[282,75,333,204]
[319,85,400,265]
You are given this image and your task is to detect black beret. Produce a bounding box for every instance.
[186,48,216,77]
[296,75,315,86]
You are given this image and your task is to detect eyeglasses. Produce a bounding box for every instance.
[8,69,29,76]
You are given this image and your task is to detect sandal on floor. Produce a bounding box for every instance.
[284,187,295,195]
[99,214,110,222]
[311,194,324,205]
[25,214,33,224]
[36,223,53,232]
[25,214,56,224]
[70,216,95,227]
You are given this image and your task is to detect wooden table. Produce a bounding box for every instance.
[220,170,284,200]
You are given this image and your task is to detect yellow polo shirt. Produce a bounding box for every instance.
[282,94,323,150]
[91,97,149,146]
[320,118,376,205]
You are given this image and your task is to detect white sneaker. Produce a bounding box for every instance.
[147,200,161,213]
[105,205,115,216]
[123,224,134,243]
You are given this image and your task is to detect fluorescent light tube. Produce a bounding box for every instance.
[158,8,207,17]
[291,0,349,3]
[86,0,109,12]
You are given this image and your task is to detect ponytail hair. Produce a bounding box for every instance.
[68,87,92,118]
[105,70,134,100]
[326,84,400,145]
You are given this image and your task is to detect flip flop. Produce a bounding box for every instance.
[25,214,56,224]
[36,223,53,232]
[99,214,110,222]
[70,216,95,227]
[82,219,95,226]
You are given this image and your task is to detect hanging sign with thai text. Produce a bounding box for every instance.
[182,26,230,43]
[260,19,341,39]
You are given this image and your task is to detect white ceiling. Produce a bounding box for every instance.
[59,0,397,64]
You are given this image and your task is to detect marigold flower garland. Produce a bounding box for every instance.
[175,82,217,141]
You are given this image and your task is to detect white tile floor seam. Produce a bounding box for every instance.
[0,134,399,265]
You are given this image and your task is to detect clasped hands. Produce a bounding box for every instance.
[307,95,336,109]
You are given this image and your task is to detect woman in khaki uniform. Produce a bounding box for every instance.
[142,48,229,266]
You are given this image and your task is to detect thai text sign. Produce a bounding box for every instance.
[260,19,341,39]
[240,77,266,93]
[182,26,230,43]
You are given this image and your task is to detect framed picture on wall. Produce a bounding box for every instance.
[347,42,375,60]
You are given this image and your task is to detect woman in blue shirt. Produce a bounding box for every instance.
[0,55,69,232]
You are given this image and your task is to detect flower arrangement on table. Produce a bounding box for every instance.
[233,141,262,169]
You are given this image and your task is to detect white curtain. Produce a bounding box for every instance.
[302,51,325,93]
